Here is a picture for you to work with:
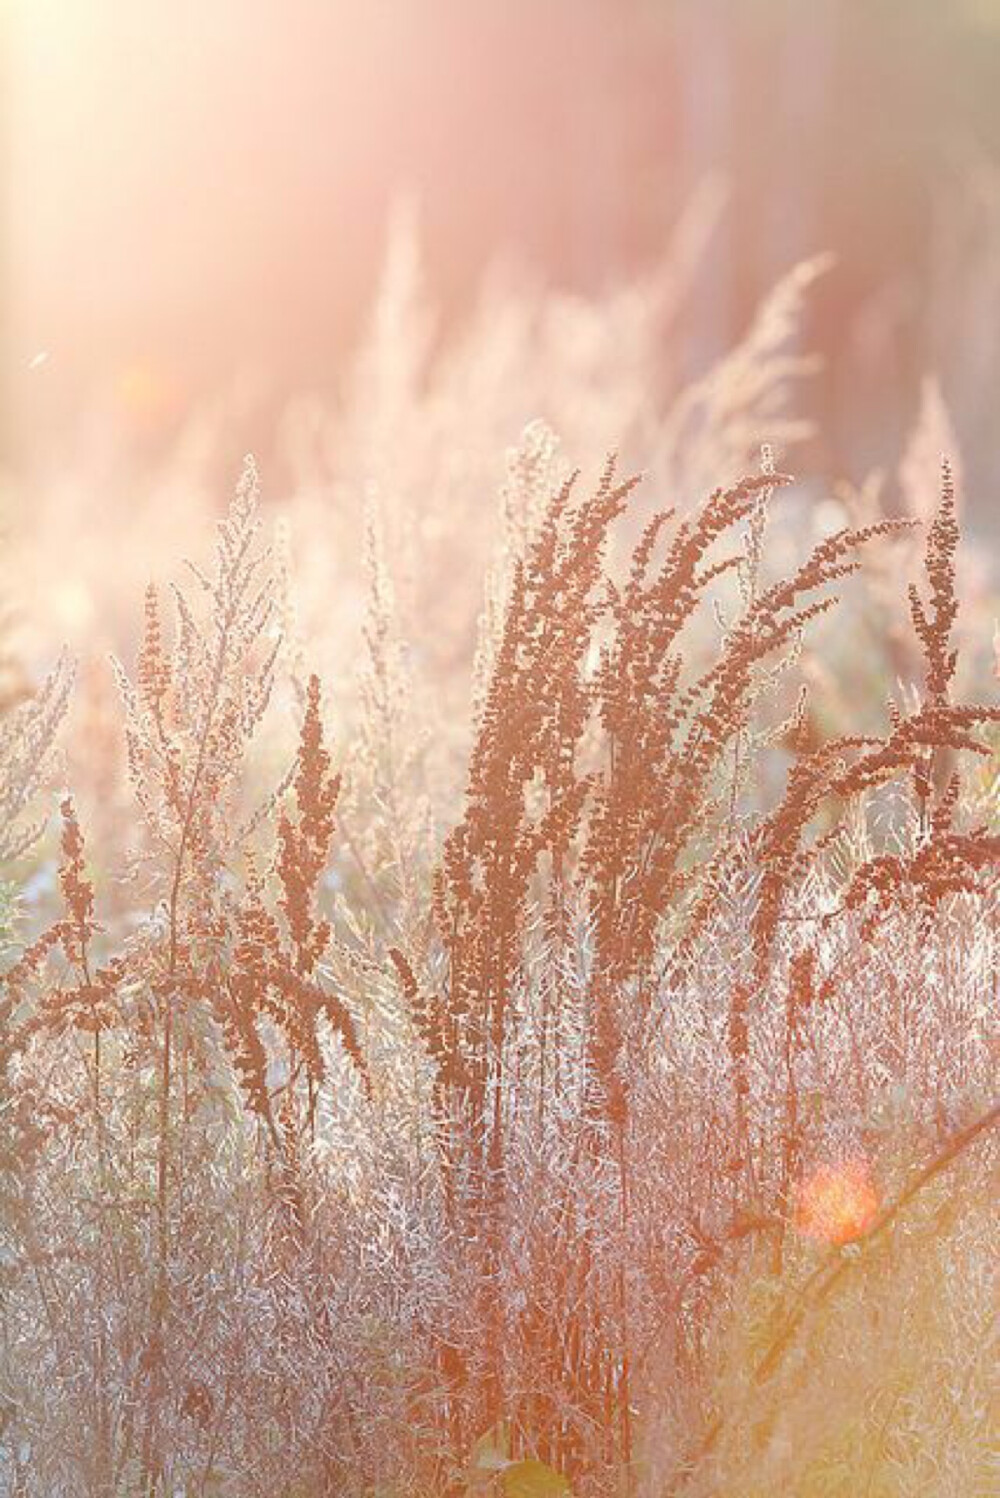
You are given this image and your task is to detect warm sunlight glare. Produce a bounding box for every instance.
[796,1160,880,1246]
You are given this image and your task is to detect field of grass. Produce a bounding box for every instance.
[2,159,999,1498]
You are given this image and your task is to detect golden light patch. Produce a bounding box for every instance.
[114,359,181,432]
[796,1159,879,1246]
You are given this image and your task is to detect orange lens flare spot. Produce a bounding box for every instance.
[114,359,181,432]
[795,1159,879,1245]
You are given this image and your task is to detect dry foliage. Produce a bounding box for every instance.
[1,410,997,1494]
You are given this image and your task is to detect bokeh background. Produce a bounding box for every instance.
[7,0,1000,483]
[2,0,999,690]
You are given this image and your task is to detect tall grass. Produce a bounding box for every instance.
[1,274,997,1495]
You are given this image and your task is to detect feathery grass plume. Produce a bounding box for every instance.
[899,379,964,528]
[830,461,1000,933]
[277,674,340,976]
[473,419,569,713]
[0,587,32,720]
[713,468,982,968]
[424,455,638,1441]
[584,470,906,1099]
[23,799,123,1041]
[273,513,310,707]
[655,254,830,500]
[222,672,367,1149]
[435,455,638,1118]
[346,488,437,948]
[108,455,288,1488]
[0,651,73,863]
[909,457,960,708]
[585,470,791,1002]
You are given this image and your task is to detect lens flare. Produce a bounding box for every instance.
[796,1159,879,1245]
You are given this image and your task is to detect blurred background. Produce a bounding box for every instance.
[6,0,1000,479]
[2,0,999,685]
